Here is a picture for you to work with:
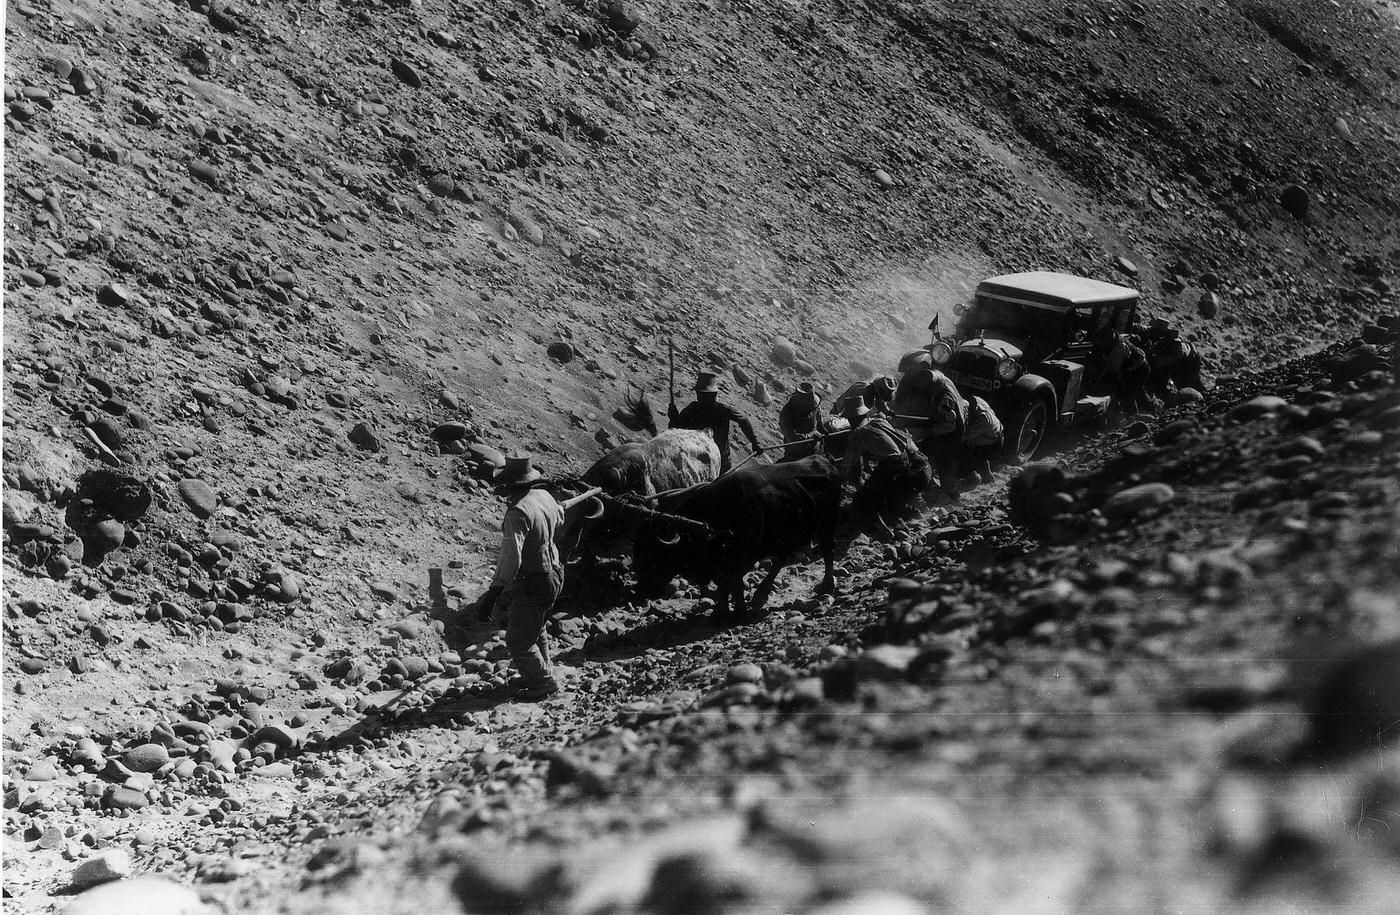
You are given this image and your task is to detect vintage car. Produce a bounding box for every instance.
[923,271,1141,464]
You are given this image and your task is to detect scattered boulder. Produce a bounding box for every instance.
[506,210,545,246]
[1278,183,1310,220]
[63,876,216,915]
[97,284,131,307]
[1229,396,1288,422]
[177,479,218,518]
[121,743,169,773]
[602,1,643,34]
[104,786,149,810]
[25,759,60,781]
[466,443,506,470]
[188,159,222,187]
[854,645,918,682]
[1198,291,1219,319]
[349,422,383,452]
[426,174,454,197]
[71,850,133,890]
[431,423,472,444]
[1100,483,1175,521]
[725,663,763,686]
[1330,344,1386,383]
[1301,637,1400,762]
[390,58,423,89]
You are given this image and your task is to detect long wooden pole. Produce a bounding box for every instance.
[667,337,676,408]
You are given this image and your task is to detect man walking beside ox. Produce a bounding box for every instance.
[477,456,563,701]
[669,371,762,473]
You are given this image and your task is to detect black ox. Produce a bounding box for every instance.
[631,454,841,627]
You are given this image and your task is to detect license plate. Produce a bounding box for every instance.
[948,371,999,392]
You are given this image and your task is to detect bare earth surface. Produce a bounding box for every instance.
[4,0,1400,911]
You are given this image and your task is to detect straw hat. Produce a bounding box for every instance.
[694,371,721,393]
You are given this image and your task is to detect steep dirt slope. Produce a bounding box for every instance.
[280,333,1400,914]
[4,0,1400,910]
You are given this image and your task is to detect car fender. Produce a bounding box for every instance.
[1008,373,1058,414]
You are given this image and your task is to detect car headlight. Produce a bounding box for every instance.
[996,357,1021,382]
[929,341,952,365]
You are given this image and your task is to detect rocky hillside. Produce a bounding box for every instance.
[4,0,1400,911]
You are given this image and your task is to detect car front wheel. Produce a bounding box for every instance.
[1004,399,1050,465]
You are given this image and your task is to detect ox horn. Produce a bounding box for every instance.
[560,487,606,519]
[655,523,682,546]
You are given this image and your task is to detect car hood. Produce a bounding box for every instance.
[955,336,1027,363]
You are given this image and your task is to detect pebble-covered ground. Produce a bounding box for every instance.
[4,0,1400,911]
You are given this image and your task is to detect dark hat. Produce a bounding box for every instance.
[833,381,868,415]
[842,398,870,419]
[869,375,896,399]
[493,455,543,488]
[694,372,721,393]
[789,382,820,410]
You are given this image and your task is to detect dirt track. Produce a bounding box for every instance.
[4,0,1400,911]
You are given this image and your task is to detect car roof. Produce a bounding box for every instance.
[977,271,1139,306]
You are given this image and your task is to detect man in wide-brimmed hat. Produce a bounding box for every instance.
[477,455,563,701]
[840,392,931,541]
[668,371,761,473]
[778,382,831,460]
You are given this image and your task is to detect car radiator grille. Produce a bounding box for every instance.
[950,351,998,377]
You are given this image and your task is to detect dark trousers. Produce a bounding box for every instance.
[917,434,962,499]
[494,569,562,686]
[852,453,932,518]
[1116,362,1152,415]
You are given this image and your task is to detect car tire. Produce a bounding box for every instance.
[1004,398,1050,465]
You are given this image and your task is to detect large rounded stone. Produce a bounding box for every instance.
[177,479,218,517]
[104,786,149,810]
[1101,483,1175,521]
[1278,183,1310,220]
[1229,396,1288,422]
[121,743,169,773]
[63,876,216,915]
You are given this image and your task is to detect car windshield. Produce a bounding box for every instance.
[966,295,1066,341]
